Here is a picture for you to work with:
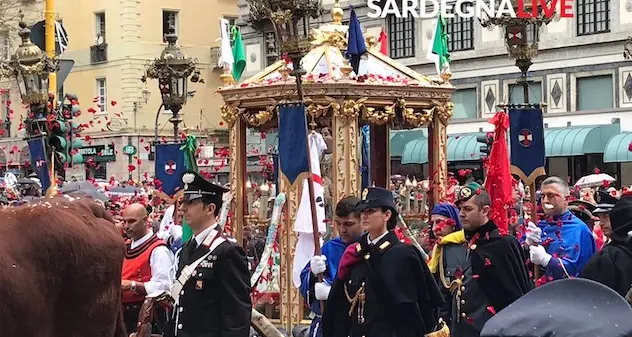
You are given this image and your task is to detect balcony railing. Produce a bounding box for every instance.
[210,47,221,69]
[90,44,108,64]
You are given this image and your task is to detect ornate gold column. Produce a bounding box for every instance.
[429,99,453,203]
[221,103,246,243]
[331,100,360,206]
[278,176,302,331]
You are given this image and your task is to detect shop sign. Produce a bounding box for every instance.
[78,144,116,162]
[123,145,137,156]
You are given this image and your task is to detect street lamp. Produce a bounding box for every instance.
[248,0,322,96]
[480,1,552,103]
[141,24,200,139]
[132,87,151,132]
[0,21,59,136]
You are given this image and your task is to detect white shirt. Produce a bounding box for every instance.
[174,224,219,270]
[368,231,389,245]
[156,205,183,244]
[194,224,219,247]
[130,231,175,295]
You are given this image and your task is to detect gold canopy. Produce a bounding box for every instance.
[216,2,454,331]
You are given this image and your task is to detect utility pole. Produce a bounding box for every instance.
[45,0,56,98]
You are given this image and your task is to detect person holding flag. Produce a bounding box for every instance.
[322,187,445,337]
[300,196,364,337]
[525,177,596,282]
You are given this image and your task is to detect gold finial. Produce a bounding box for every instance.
[331,0,344,24]
[220,66,236,85]
[341,58,353,77]
[279,64,291,80]
[440,63,452,84]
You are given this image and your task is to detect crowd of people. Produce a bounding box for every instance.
[301,176,632,337]
[4,168,632,337]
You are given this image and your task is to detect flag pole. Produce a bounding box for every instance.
[292,51,325,310]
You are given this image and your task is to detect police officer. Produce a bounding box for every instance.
[593,190,618,241]
[165,170,251,337]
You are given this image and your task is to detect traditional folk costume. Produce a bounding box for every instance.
[165,171,251,337]
[481,278,632,337]
[122,232,173,333]
[531,209,596,281]
[580,194,632,298]
[451,183,533,337]
[322,188,445,337]
[427,203,467,327]
[299,236,348,337]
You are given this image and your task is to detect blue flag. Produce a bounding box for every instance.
[509,107,546,185]
[278,103,309,186]
[27,137,51,192]
[346,6,367,75]
[361,125,370,190]
[155,142,186,196]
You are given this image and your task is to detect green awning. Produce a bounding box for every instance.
[390,129,426,157]
[401,133,485,164]
[544,124,620,157]
[604,132,632,163]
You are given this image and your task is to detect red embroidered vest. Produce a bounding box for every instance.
[122,234,166,304]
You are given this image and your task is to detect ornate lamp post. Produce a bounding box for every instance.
[248,0,322,95]
[142,25,201,139]
[1,21,59,137]
[480,2,551,264]
[480,1,552,102]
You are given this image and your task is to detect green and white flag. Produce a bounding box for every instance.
[426,15,450,76]
[231,26,246,82]
[218,19,234,70]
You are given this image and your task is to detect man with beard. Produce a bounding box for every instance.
[525,177,596,281]
[580,194,632,297]
[300,196,363,337]
[452,182,532,337]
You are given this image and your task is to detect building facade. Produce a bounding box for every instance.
[0,0,239,180]
[237,0,632,186]
[0,0,47,176]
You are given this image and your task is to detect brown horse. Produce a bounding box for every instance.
[0,196,127,337]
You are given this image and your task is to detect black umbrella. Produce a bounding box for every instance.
[61,181,98,193]
[69,189,109,202]
[17,178,38,185]
[107,185,142,195]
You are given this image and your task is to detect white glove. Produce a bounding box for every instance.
[529,245,552,267]
[310,255,327,275]
[525,222,542,246]
[314,282,331,300]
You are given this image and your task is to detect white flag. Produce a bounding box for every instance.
[292,132,328,288]
[218,19,234,70]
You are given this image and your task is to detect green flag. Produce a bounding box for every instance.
[231,26,246,82]
[179,135,199,242]
[426,15,450,76]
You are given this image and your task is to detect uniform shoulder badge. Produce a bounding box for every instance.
[379,241,391,251]
[362,188,369,200]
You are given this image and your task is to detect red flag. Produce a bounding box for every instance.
[378,29,388,56]
[484,111,512,235]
